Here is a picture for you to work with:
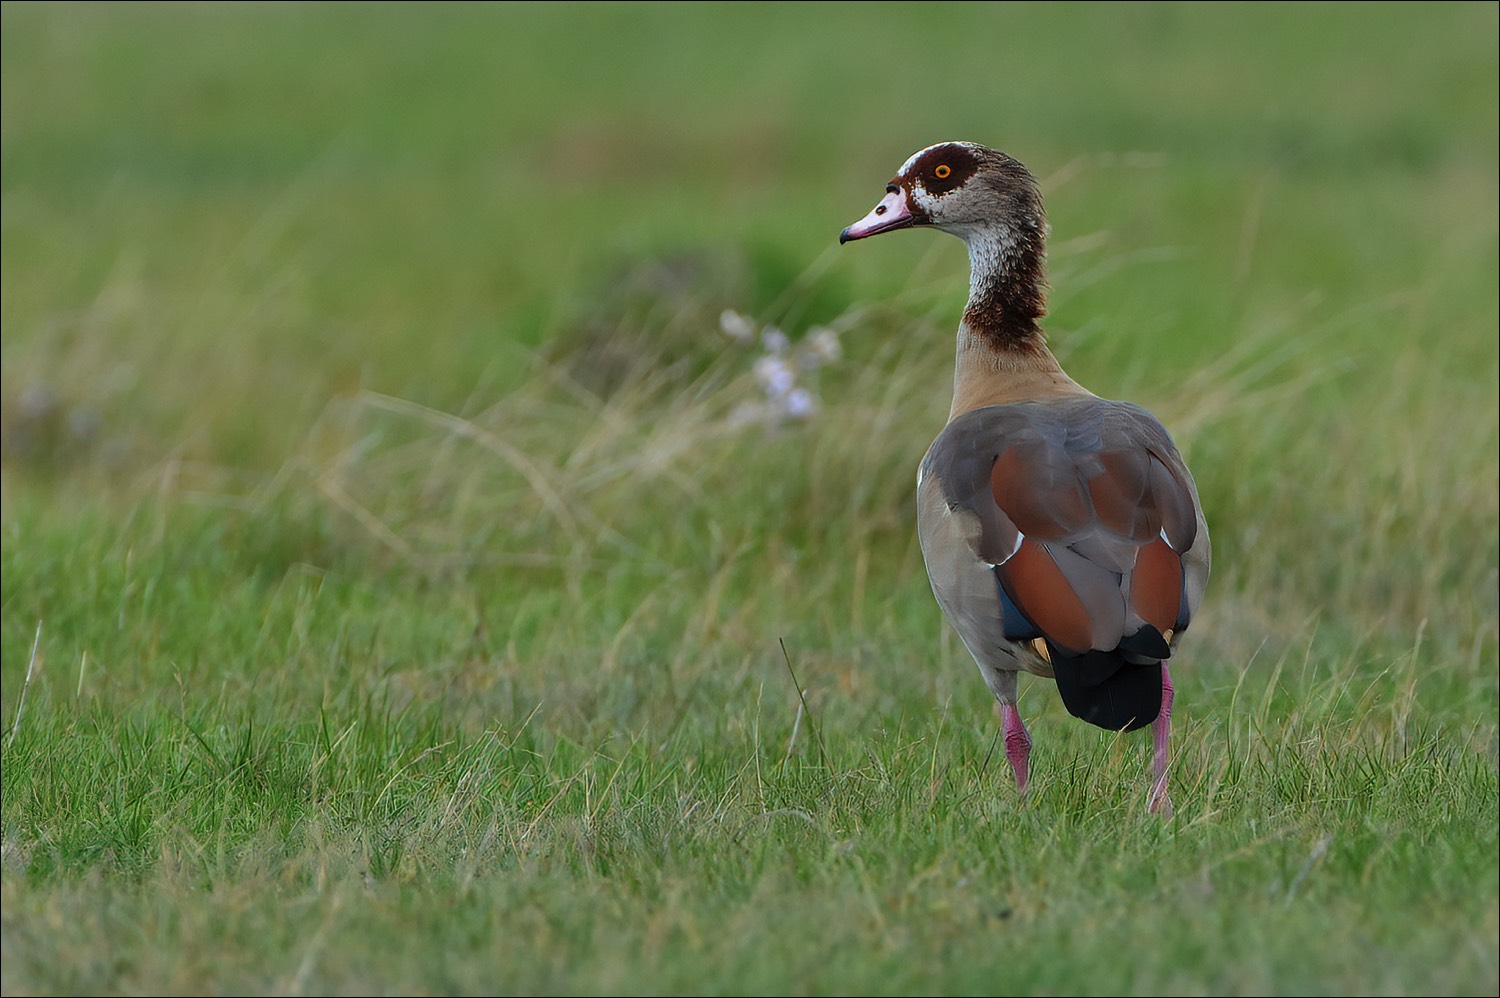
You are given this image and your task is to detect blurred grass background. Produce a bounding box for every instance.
[2,3,1497,995]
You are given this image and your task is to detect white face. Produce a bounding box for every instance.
[909,179,949,222]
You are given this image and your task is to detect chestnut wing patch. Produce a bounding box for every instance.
[923,399,1198,656]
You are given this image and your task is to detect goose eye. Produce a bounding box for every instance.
[934,164,951,179]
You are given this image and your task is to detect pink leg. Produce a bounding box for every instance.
[1001,702,1032,792]
[1149,661,1174,816]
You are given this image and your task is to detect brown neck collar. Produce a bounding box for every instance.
[960,222,1048,352]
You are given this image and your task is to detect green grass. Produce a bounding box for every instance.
[3,3,1497,994]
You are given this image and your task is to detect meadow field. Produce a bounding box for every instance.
[2,4,1497,994]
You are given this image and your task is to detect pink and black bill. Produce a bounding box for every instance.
[840,186,917,243]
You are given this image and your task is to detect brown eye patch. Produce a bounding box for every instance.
[913,144,977,195]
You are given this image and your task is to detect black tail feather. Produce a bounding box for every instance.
[1048,641,1162,733]
[1117,624,1170,663]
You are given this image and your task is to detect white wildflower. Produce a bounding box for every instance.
[719,309,756,343]
[760,326,789,355]
[806,326,841,363]
[753,355,795,399]
[782,387,817,420]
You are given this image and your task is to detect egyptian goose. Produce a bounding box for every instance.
[840,142,1210,813]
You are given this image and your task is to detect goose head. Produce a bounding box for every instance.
[839,141,1045,247]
